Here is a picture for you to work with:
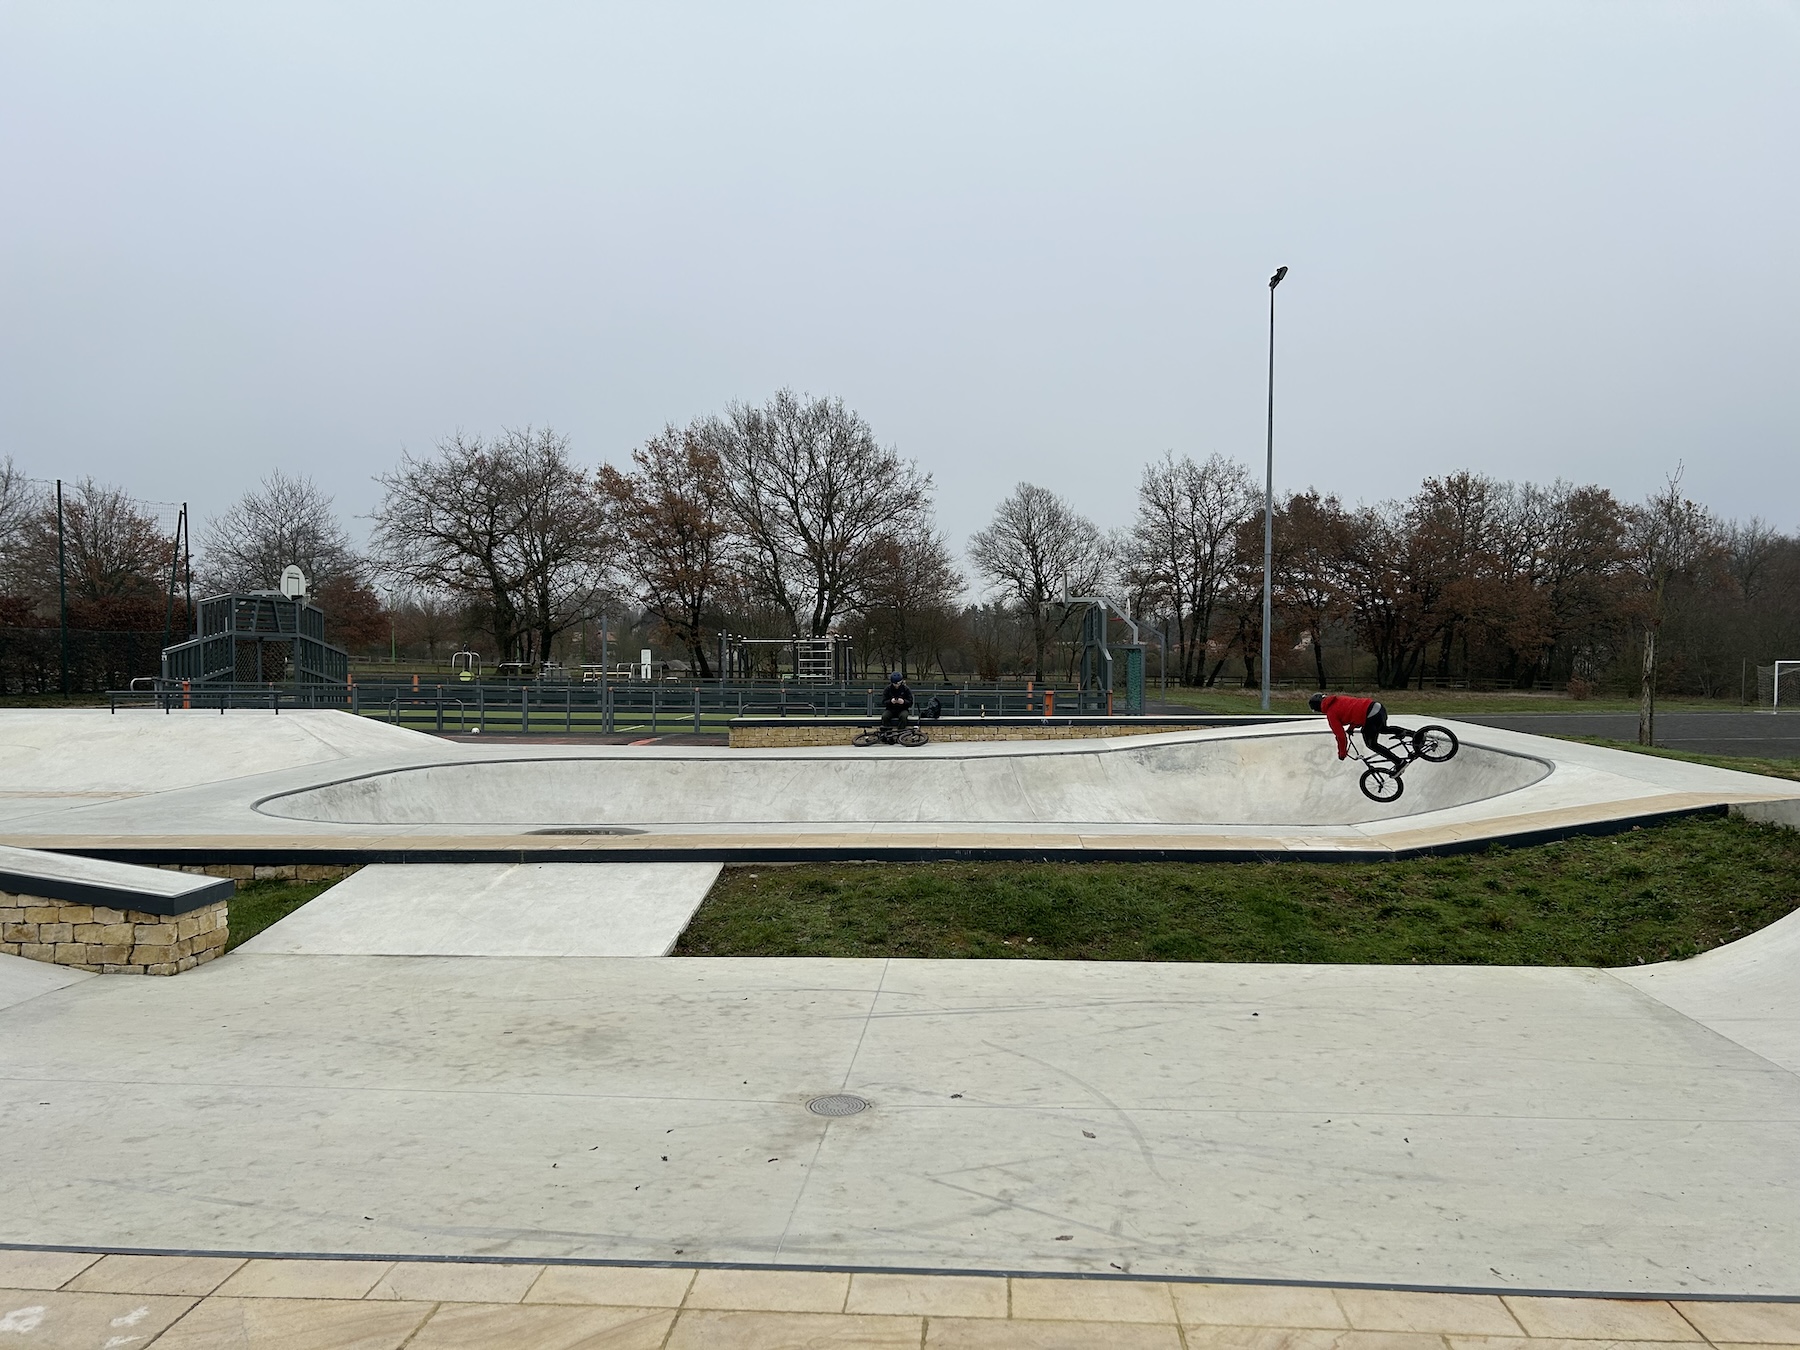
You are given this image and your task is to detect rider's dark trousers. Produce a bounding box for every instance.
[1362,701,1407,768]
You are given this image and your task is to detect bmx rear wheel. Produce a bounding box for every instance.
[1360,767,1404,802]
[899,728,927,747]
[852,731,880,747]
[1413,725,1459,762]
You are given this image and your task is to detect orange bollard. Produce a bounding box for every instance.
[412,673,419,691]
[181,680,190,710]
[1043,689,1055,717]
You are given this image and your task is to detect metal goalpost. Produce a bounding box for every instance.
[1756,661,1800,711]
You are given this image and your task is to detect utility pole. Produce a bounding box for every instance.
[1261,265,1288,712]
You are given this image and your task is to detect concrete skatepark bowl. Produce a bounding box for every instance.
[253,731,1550,831]
[0,709,1797,1299]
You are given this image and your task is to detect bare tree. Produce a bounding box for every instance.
[1628,467,1718,743]
[1524,480,1631,687]
[372,427,607,663]
[706,390,933,637]
[968,482,1108,680]
[510,432,612,663]
[1273,490,1349,690]
[200,470,362,595]
[1723,518,1782,603]
[598,423,730,676]
[0,459,46,601]
[17,479,171,608]
[858,523,963,678]
[1122,452,1255,684]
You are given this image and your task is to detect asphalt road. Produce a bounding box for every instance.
[1459,711,1800,760]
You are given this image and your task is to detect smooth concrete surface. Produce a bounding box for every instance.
[237,862,722,957]
[1,950,1795,1293]
[0,950,91,1012]
[0,710,1794,857]
[255,732,1552,828]
[0,708,426,802]
[1612,906,1800,1074]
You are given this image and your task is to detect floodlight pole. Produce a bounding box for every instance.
[1261,266,1287,712]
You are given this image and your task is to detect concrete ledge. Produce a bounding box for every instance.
[728,714,1297,748]
[0,844,235,976]
[0,843,232,916]
[1732,798,1800,831]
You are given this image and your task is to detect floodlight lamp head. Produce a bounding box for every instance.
[1269,266,1288,289]
[279,565,308,600]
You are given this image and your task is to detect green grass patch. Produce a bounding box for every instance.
[226,875,350,952]
[673,815,1800,966]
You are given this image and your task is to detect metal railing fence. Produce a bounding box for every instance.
[105,680,1122,733]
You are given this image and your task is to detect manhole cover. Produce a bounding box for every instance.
[806,1093,871,1117]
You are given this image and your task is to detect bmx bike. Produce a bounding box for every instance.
[854,717,928,748]
[1346,723,1459,802]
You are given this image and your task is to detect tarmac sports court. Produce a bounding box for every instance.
[0,706,1797,1349]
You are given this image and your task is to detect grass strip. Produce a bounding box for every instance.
[673,814,1800,966]
[226,875,351,952]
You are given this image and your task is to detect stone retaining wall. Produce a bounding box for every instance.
[0,894,228,975]
[156,863,357,883]
[731,722,1203,748]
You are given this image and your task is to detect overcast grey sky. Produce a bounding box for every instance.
[2,1,1796,558]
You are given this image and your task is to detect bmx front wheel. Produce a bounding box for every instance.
[899,728,927,747]
[852,731,880,747]
[1360,767,1404,802]
[1413,725,1459,762]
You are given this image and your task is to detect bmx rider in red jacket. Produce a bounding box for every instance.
[1309,692,1409,769]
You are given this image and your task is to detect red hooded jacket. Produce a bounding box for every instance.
[1318,694,1376,759]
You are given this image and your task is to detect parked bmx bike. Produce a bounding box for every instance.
[854,718,928,748]
[1346,723,1459,802]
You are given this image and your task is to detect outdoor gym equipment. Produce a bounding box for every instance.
[854,717,928,748]
[718,632,856,683]
[1345,723,1459,802]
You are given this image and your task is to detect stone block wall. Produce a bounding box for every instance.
[730,722,1202,748]
[155,863,356,883]
[0,894,229,975]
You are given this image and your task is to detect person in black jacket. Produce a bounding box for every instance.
[881,672,913,730]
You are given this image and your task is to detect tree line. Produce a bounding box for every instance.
[2,388,1795,701]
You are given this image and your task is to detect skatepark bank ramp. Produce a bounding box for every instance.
[256,729,1551,829]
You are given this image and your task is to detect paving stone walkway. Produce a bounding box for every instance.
[2,1250,1798,1349]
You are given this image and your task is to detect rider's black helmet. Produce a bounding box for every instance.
[1307,692,1324,713]
[889,672,904,683]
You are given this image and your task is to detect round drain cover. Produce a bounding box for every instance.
[806,1093,871,1117]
